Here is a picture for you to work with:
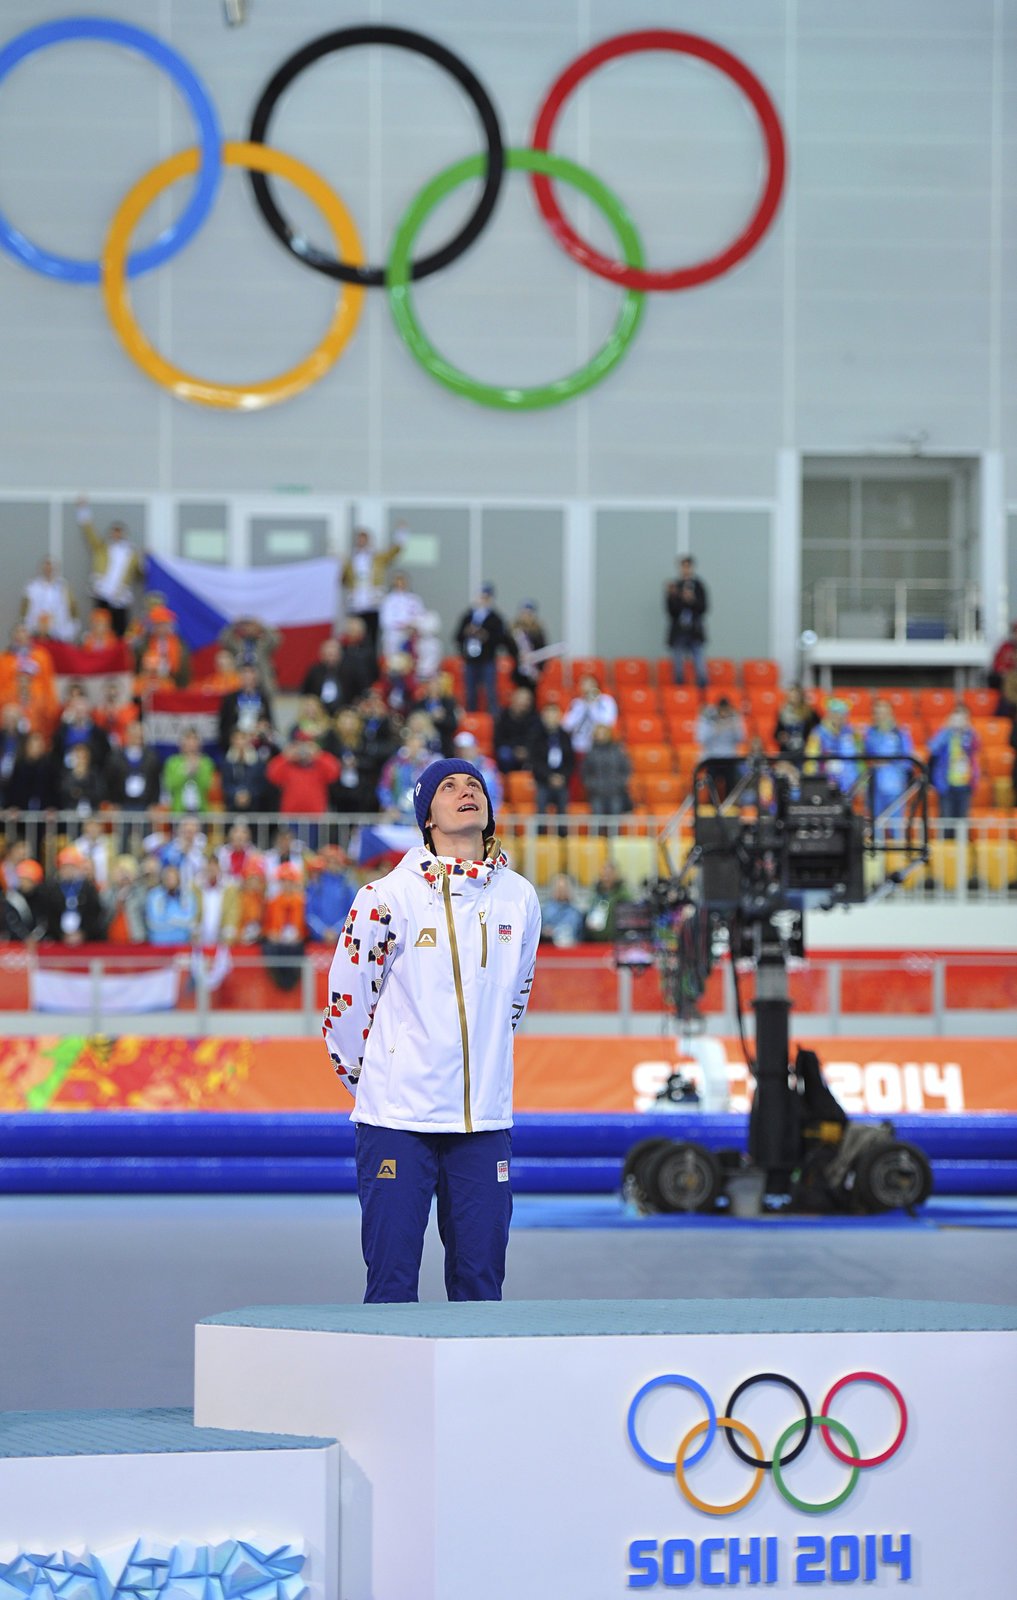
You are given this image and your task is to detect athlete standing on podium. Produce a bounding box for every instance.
[323,757,542,1303]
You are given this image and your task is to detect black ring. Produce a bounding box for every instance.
[724,1373,813,1470]
[246,25,505,288]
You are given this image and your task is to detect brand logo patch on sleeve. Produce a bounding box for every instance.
[497,1159,509,1182]
[377,1159,397,1179]
[414,927,437,948]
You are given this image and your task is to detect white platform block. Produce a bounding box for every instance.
[194,1298,1017,1600]
[0,1408,338,1599]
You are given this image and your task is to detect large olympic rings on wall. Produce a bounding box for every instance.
[626,1369,907,1515]
[0,17,222,285]
[102,141,365,412]
[387,148,646,410]
[530,30,786,292]
[247,25,505,289]
[0,17,786,409]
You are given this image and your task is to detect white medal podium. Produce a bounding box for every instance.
[194,1298,1016,1600]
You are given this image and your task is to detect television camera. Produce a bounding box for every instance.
[617,751,934,1217]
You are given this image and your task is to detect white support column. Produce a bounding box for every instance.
[773,448,801,682]
[563,501,594,654]
[980,451,1006,647]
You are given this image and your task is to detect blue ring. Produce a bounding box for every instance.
[627,1374,717,1473]
[0,17,223,283]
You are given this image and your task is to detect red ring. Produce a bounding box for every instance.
[529,29,786,292]
[819,1372,908,1469]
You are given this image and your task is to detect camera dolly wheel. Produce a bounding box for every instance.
[851,1139,933,1213]
[646,1140,723,1214]
[621,1137,674,1210]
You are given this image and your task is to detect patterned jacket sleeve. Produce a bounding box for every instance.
[322,882,398,1097]
[510,887,543,1035]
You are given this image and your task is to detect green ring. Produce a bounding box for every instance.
[771,1415,861,1514]
[386,147,646,409]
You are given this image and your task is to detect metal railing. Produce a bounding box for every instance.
[804,578,981,642]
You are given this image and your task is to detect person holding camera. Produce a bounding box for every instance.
[666,555,709,690]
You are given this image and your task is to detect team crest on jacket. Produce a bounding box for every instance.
[498,923,512,942]
[414,927,437,948]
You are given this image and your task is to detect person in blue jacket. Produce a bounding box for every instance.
[145,864,197,945]
[863,698,914,827]
[804,699,860,794]
[305,846,357,944]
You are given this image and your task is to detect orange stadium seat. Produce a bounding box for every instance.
[660,685,700,716]
[614,657,651,689]
[540,657,565,691]
[741,659,779,690]
[617,686,660,716]
[624,713,666,744]
[629,744,674,775]
[963,687,998,718]
[459,711,494,753]
[876,687,918,720]
[706,658,737,688]
[703,685,745,707]
[505,770,536,806]
[973,717,1011,747]
[918,688,955,721]
[568,656,609,690]
[835,689,872,719]
[636,774,686,811]
[982,746,1014,778]
[668,713,700,746]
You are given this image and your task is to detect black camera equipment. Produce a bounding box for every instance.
[618,751,933,1216]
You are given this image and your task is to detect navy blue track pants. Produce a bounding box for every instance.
[354,1124,513,1303]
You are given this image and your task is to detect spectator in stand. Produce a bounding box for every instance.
[331,708,379,814]
[135,606,189,694]
[304,847,357,944]
[221,729,271,816]
[455,583,514,713]
[263,825,307,890]
[145,863,197,946]
[773,684,820,768]
[288,695,339,753]
[52,684,110,776]
[509,600,548,690]
[0,624,56,699]
[666,555,709,690]
[342,525,407,653]
[450,729,503,815]
[412,610,444,682]
[59,744,103,817]
[379,570,426,663]
[863,699,915,824]
[3,857,45,942]
[927,705,981,831]
[539,873,585,947]
[76,816,111,889]
[193,648,241,696]
[341,615,379,694]
[378,732,434,822]
[10,669,57,741]
[219,664,273,752]
[988,620,1017,694]
[220,617,280,693]
[377,649,417,720]
[301,637,359,714]
[40,846,105,943]
[21,558,78,642]
[263,861,306,941]
[194,855,239,947]
[563,675,618,757]
[494,685,546,775]
[218,820,255,882]
[266,735,341,832]
[403,708,442,757]
[533,701,575,817]
[161,728,217,816]
[6,731,58,817]
[581,723,632,815]
[80,607,119,654]
[0,707,22,803]
[696,696,747,802]
[92,680,139,748]
[358,685,400,779]
[413,670,460,758]
[103,856,147,943]
[76,498,144,637]
[159,817,209,895]
[105,720,162,814]
[1,841,30,891]
[804,699,860,795]
[583,859,628,942]
[236,855,268,944]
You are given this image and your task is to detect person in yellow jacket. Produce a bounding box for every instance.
[341,524,407,654]
[76,497,145,638]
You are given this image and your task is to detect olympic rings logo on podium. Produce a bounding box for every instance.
[626,1370,908,1516]
[0,18,786,412]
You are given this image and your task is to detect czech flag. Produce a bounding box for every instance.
[146,554,339,688]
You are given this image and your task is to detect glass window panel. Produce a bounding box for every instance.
[860,479,951,541]
[802,478,851,541]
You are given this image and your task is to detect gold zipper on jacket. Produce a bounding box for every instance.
[441,872,473,1131]
[479,909,488,967]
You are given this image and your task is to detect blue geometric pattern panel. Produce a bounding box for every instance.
[0,1540,306,1600]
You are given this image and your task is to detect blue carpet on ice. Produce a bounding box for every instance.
[508,1194,1017,1230]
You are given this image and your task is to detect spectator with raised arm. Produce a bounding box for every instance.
[562,675,618,757]
[77,498,144,638]
[342,525,407,654]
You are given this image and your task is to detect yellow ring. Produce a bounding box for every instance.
[675,1417,766,1516]
[101,140,365,410]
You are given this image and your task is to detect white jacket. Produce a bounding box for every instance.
[323,845,541,1133]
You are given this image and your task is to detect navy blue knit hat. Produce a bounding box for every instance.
[413,758,495,843]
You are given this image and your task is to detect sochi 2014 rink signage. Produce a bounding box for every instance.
[194,1303,1016,1600]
